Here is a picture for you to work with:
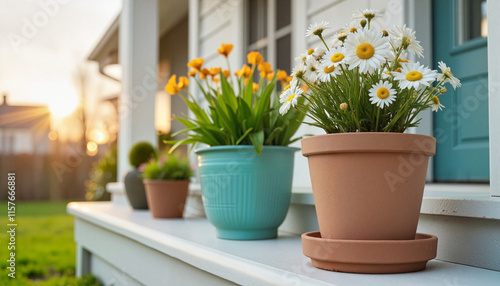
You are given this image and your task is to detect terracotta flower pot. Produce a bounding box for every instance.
[143,180,189,218]
[302,133,436,240]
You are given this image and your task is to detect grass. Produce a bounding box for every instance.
[0,201,101,285]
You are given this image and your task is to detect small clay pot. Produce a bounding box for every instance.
[143,180,189,218]
[302,133,436,240]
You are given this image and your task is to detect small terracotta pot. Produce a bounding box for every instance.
[302,133,436,240]
[143,180,189,218]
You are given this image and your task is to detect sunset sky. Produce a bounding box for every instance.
[0,0,122,140]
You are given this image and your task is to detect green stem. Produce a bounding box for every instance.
[318,34,330,51]
[375,107,380,132]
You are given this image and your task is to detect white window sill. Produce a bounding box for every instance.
[68,202,500,286]
[290,184,500,220]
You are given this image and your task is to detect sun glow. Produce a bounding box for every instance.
[42,82,79,118]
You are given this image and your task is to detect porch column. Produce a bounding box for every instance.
[488,0,500,197]
[118,0,158,180]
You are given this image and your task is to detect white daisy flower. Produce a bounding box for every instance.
[368,80,397,108]
[392,62,437,90]
[317,62,341,82]
[352,9,381,21]
[306,21,329,38]
[294,51,308,64]
[279,86,304,115]
[343,20,361,34]
[303,57,320,82]
[344,29,391,73]
[430,95,444,112]
[305,47,326,62]
[328,32,349,48]
[381,67,392,79]
[390,24,424,58]
[437,61,461,89]
[291,63,306,79]
[323,46,347,66]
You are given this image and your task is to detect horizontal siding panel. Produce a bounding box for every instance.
[200,0,224,16]
[307,0,342,16]
[199,25,233,59]
[308,0,369,31]
[199,3,237,40]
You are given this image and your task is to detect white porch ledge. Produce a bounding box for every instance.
[68,202,500,286]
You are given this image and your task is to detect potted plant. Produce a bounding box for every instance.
[123,142,156,209]
[166,44,307,240]
[280,10,460,273]
[142,153,192,218]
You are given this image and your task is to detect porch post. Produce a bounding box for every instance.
[118,0,158,181]
[488,0,500,197]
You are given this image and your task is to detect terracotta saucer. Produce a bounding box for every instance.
[302,231,437,274]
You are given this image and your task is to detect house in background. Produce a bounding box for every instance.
[77,0,500,284]
[0,93,52,199]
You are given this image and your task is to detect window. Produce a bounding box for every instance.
[246,0,292,75]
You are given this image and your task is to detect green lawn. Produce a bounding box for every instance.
[0,201,101,285]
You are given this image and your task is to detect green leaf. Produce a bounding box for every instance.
[249,130,264,155]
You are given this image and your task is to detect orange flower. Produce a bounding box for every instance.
[267,72,275,81]
[165,75,181,94]
[252,82,259,92]
[209,67,221,77]
[277,70,288,81]
[165,75,189,94]
[300,84,309,93]
[187,58,204,71]
[188,69,197,77]
[286,76,293,82]
[247,51,264,66]
[200,68,210,80]
[222,69,230,79]
[178,76,189,89]
[235,64,252,78]
[258,62,272,78]
[217,43,233,57]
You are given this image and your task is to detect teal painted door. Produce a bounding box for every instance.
[433,0,489,182]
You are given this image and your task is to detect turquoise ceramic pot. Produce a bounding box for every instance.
[196,146,298,240]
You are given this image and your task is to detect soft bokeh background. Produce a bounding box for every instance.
[0,1,122,284]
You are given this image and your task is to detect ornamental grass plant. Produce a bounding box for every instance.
[279,9,461,133]
[165,44,306,155]
[141,154,192,181]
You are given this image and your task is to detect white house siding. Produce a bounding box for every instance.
[194,0,245,79]
[188,0,408,188]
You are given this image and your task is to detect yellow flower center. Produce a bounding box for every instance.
[356,43,375,59]
[350,27,357,33]
[307,48,315,55]
[324,65,335,74]
[284,84,290,91]
[406,71,423,81]
[286,94,296,103]
[331,53,344,63]
[310,66,316,72]
[377,87,390,99]
[445,69,454,76]
[433,95,440,104]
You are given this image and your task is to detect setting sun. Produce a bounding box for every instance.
[44,82,79,118]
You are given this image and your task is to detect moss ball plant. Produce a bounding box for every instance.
[129,142,157,168]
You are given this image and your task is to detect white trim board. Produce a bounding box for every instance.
[68,202,500,286]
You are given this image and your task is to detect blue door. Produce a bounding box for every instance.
[432,0,489,182]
